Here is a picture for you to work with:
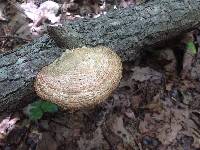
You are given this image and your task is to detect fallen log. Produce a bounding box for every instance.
[48,0,200,61]
[1,0,200,112]
[0,36,64,111]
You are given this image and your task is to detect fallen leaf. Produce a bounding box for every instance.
[77,127,108,150]
[36,132,57,150]
[0,117,19,137]
[111,115,136,148]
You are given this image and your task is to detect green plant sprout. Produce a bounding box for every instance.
[186,41,197,54]
[23,99,58,121]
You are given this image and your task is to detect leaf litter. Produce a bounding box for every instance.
[0,0,200,150]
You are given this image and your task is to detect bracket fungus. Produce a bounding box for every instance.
[34,47,122,110]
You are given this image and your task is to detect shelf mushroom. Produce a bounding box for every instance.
[34,46,122,110]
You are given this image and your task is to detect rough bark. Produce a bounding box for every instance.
[1,0,200,111]
[0,35,64,111]
[48,0,200,61]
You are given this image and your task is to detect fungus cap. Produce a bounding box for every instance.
[34,47,122,110]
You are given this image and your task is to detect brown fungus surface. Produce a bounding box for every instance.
[34,47,122,110]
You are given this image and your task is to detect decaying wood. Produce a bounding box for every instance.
[1,0,200,111]
[0,36,64,111]
[48,0,200,61]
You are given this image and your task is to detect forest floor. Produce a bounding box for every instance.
[0,0,200,150]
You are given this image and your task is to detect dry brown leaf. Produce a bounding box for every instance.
[111,115,136,148]
[0,117,19,138]
[130,95,142,109]
[157,123,182,145]
[0,2,7,21]
[77,127,107,150]
[142,94,163,113]
[130,67,162,82]
[124,108,136,119]
[36,132,57,150]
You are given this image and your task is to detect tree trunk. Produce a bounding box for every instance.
[48,0,200,61]
[1,0,200,111]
